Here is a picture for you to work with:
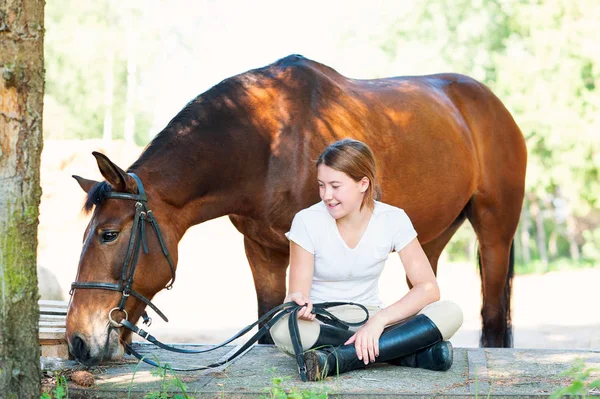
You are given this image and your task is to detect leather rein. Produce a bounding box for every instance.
[69,173,369,381]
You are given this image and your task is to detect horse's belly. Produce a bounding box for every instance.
[374,137,477,243]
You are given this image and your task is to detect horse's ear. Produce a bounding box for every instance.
[72,175,99,194]
[92,151,137,193]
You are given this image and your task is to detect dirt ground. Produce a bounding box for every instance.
[37,140,600,349]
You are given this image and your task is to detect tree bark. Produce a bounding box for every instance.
[0,0,44,397]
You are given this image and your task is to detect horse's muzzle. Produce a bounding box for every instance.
[69,333,95,365]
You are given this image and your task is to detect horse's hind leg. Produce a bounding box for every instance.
[466,194,522,348]
[242,236,288,344]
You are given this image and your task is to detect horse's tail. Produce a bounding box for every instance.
[477,240,514,347]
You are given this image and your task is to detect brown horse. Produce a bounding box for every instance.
[66,54,526,365]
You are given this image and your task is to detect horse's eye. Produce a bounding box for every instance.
[101,231,119,243]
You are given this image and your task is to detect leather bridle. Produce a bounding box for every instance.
[70,172,175,328]
[69,173,369,381]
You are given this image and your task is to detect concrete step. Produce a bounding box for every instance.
[41,344,600,398]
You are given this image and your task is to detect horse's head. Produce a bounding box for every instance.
[66,152,179,365]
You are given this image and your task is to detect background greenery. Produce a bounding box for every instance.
[44,0,600,273]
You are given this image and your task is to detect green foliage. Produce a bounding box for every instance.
[44,0,154,144]
[143,363,195,399]
[549,358,600,398]
[125,357,196,399]
[259,368,329,399]
[40,376,68,399]
[581,228,600,261]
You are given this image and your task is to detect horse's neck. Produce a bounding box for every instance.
[133,130,266,232]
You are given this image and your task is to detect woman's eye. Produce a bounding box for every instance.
[101,231,119,243]
[332,185,340,189]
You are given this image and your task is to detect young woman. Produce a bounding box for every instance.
[270,139,463,381]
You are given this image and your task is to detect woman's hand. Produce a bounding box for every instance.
[286,291,316,321]
[344,314,386,364]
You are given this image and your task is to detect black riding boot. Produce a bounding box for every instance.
[388,341,453,371]
[312,325,453,372]
[309,324,355,349]
[311,322,452,371]
[303,314,449,381]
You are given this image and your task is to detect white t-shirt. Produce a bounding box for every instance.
[285,201,418,307]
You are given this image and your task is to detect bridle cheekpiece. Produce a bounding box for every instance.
[70,173,176,328]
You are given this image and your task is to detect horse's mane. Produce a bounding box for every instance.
[83,181,112,213]
[128,76,240,171]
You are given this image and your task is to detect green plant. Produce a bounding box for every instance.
[144,363,196,399]
[550,359,600,398]
[41,375,68,399]
[259,368,329,399]
[127,356,196,399]
[473,374,492,399]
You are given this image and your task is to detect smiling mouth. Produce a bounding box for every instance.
[327,203,340,208]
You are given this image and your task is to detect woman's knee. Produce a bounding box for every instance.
[269,314,321,356]
[418,300,463,340]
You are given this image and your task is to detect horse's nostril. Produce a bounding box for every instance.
[71,333,91,363]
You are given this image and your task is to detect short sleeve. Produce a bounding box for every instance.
[392,210,418,252]
[285,212,315,254]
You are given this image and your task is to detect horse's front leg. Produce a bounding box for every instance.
[243,236,289,344]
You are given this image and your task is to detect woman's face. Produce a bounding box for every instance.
[317,164,368,220]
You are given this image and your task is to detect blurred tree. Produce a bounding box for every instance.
[44,0,152,145]
[0,0,44,397]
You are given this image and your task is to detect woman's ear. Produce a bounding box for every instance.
[360,177,370,193]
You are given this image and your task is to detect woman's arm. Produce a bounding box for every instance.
[346,237,439,364]
[286,241,316,321]
[373,237,440,326]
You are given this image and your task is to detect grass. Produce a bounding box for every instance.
[473,375,493,399]
[259,368,330,399]
[127,357,197,399]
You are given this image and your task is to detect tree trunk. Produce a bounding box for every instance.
[0,0,44,397]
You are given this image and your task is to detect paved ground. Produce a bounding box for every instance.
[42,344,600,398]
[38,140,600,351]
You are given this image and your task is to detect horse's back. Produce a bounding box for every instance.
[240,56,526,241]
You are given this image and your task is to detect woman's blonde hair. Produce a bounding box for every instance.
[316,139,381,210]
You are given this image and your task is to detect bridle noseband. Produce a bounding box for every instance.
[70,172,176,328]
